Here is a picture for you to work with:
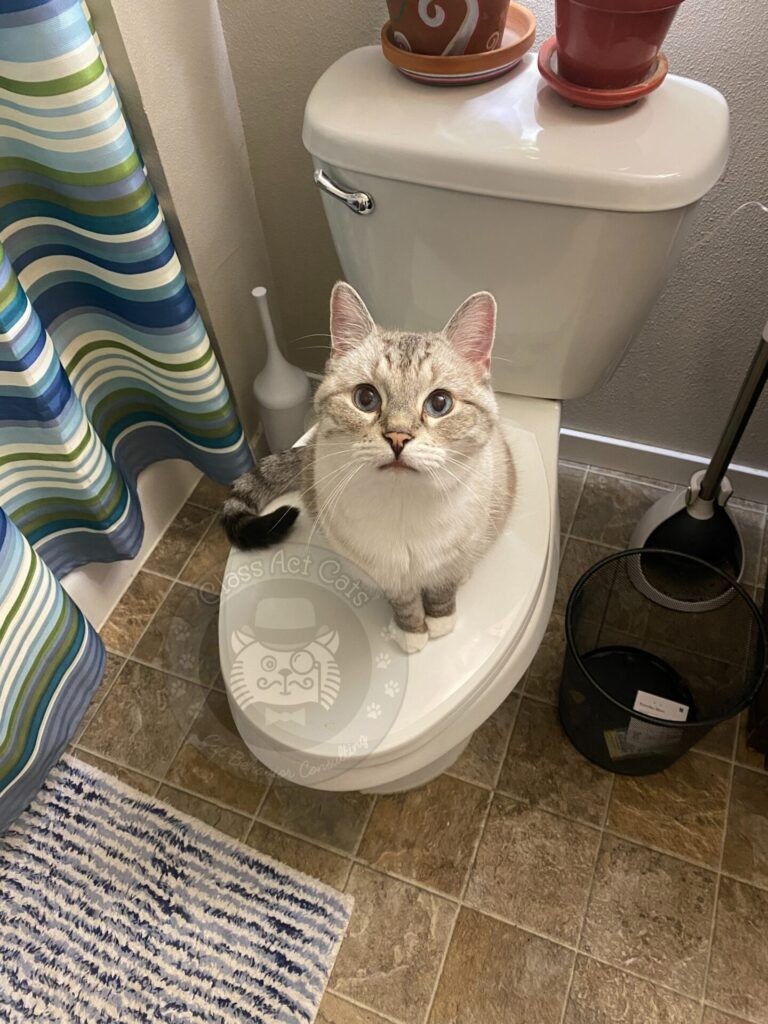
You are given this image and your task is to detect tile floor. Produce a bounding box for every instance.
[71,466,768,1024]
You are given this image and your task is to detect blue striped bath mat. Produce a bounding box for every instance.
[0,756,352,1023]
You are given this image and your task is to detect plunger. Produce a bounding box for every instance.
[629,317,768,612]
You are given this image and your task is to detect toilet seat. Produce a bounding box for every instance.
[219,393,561,792]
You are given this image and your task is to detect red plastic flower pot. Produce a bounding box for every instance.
[555,0,685,90]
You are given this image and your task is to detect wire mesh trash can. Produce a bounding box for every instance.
[560,549,767,775]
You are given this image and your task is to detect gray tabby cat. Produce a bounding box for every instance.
[221,282,514,653]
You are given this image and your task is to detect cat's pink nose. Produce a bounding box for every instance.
[383,431,413,458]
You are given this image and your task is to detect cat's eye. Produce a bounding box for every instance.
[353,384,381,413]
[261,655,277,671]
[424,390,453,418]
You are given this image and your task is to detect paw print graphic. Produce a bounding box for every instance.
[366,702,382,720]
[384,680,400,698]
[375,652,392,669]
[380,624,394,641]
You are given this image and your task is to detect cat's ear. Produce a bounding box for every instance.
[443,292,497,372]
[316,626,340,655]
[330,281,375,357]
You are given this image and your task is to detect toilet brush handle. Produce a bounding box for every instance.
[699,324,768,503]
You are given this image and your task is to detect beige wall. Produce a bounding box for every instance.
[90,0,275,445]
[217,0,380,375]
[218,0,768,472]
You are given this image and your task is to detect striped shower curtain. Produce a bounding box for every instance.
[0,0,253,829]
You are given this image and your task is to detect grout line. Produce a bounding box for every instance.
[109,652,218,691]
[325,989,405,1024]
[558,775,614,1024]
[174,515,222,585]
[351,795,379,859]
[702,999,761,1024]
[561,464,589,536]
[698,758,736,1016]
[421,901,461,1024]
[490,693,523,791]
[74,654,128,742]
[599,825,722,876]
[71,746,165,785]
[581,951,705,1005]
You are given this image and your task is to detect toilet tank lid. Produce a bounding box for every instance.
[303,48,729,214]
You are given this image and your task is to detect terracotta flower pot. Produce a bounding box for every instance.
[555,0,685,90]
[386,0,512,56]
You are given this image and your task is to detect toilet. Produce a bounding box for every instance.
[219,49,729,793]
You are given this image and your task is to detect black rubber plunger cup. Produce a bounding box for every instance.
[560,549,766,775]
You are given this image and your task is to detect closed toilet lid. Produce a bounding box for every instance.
[219,417,551,785]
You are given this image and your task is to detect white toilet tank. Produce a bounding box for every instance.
[303,49,729,400]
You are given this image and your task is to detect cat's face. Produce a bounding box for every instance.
[230,627,341,711]
[315,284,499,478]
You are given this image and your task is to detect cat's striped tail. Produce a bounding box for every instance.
[220,448,304,549]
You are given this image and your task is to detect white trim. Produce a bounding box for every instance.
[60,459,202,631]
[560,427,768,505]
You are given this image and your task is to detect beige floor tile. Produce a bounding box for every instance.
[259,778,373,854]
[179,518,231,591]
[559,462,587,535]
[133,581,221,686]
[100,571,171,655]
[702,1008,752,1024]
[694,717,737,760]
[357,775,490,897]
[581,835,716,997]
[144,502,212,577]
[497,697,613,826]
[555,539,617,616]
[564,956,700,1024]
[571,471,671,548]
[735,710,767,773]
[73,651,125,741]
[165,690,272,815]
[707,877,768,1023]
[317,993,390,1024]
[464,795,600,945]
[72,749,159,796]
[331,866,454,1024]
[606,752,730,867]
[722,766,768,888]
[79,660,207,777]
[156,784,250,840]
[449,694,519,788]
[644,594,752,668]
[429,907,573,1024]
[189,475,232,510]
[246,821,350,889]
[524,612,565,704]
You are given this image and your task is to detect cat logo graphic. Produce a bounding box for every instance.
[229,597,341,726]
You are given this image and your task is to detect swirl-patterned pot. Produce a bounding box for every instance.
[385,0,511,56]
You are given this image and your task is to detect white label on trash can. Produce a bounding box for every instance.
[632,691,690,722]
[622,691,689,756]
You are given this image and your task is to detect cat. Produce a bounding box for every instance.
[221,282,515,654]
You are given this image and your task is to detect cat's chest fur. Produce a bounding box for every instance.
[310,445,498,593]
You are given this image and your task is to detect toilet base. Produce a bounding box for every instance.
[361,737,470,794]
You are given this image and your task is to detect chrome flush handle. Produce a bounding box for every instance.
[313,169,374,215]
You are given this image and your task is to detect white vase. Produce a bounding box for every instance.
[251,287,313,453]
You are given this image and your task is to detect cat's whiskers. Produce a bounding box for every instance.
[433,460,486,509]
[266,445,363,497]
[306,460,365,551]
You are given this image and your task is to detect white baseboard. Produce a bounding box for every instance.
[60,460,202,631]
[560,427,768,505]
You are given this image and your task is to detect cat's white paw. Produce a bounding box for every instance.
[426,613,457,639]
[389,621,429,654]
